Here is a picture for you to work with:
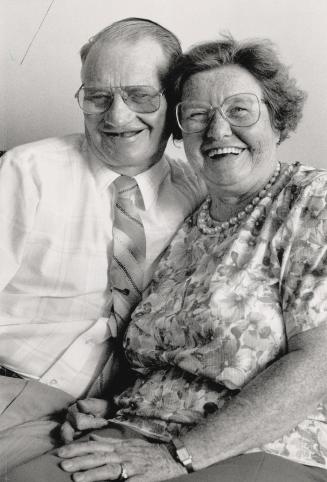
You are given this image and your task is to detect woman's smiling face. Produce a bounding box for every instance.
[181,64,280,197]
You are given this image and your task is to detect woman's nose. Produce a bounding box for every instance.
[205,109,233,139]
[103,93,135,126]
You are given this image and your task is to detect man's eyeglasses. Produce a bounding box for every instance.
[176,93,263,134]
[75,85,165,115]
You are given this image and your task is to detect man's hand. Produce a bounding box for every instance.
[60,398,111,443]
[57,435,187,481]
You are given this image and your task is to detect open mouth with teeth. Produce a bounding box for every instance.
[205,147,245,160]
[103,129,144,138]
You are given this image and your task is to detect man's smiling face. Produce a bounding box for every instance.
[82,37,169,176]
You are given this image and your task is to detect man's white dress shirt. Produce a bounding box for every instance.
[0,134,205,398]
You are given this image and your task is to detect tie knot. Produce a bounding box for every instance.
[114,176,138,198]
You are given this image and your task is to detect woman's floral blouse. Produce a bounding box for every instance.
[112,164,327,469]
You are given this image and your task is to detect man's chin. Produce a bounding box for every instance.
[99,149,159,175]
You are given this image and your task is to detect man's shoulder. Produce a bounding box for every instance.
[164,155,207,204]
[5,134,86,166]
[165,154,195,178]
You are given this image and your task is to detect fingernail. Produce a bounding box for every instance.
[57,448,66,457]
[61,461,72,469]
[74,474,85,482]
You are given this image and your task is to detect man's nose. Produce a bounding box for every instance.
[205,109,233,139]
[103,93,135,126]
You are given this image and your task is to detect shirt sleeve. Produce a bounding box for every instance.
[278,173,327,339]
[166,156,207,210]
[0,149,39,290]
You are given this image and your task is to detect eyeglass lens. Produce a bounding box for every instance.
[77,86,162,114]
[178,93,260,133]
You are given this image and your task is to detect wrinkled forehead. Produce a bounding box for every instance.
[182,65,264,102]
[81,38,169,88]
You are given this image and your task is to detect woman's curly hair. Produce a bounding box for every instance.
[167,35,307,142]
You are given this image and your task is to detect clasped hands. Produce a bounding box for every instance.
[58,398,186,481]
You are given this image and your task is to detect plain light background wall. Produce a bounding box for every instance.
[1,0,327,169]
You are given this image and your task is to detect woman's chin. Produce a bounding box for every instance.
[203,152,252,186]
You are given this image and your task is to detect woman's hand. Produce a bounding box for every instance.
[61,398,111,443]
[57,435,187,481]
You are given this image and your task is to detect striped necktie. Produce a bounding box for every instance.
[86,176,146,397]
[111,175,146,332]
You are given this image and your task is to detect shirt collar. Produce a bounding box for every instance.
[84,138,169,210]
[134,156,169,210]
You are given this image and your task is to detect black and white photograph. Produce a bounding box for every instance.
[1,1,327,481]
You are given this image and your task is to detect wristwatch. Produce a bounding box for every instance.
[168,437,194,473]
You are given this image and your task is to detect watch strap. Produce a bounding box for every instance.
[168,437,194,473]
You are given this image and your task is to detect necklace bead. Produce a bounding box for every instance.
[197,162,299,237]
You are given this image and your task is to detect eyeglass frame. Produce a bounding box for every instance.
[75,84,166,115]
[176,93,266,134]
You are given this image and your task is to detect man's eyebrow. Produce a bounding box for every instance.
[85,88,112,93]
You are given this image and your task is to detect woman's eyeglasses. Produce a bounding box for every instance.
[176,93,263,134]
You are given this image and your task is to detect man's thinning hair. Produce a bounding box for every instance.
[80,17,181,85]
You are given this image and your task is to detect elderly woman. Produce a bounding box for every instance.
[9,36,327,482]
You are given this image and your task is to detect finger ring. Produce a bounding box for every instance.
[118,462,129,480]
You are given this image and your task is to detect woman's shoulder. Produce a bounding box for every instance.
[291,163,327,189]
[279,163,327,207]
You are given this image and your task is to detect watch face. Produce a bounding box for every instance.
[176,447,193,468]
[177,447,190,462]
[172,438,194,472]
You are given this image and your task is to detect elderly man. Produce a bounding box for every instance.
[0,18,204,472]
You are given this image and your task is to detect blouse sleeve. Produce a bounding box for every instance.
[277,172,327,339]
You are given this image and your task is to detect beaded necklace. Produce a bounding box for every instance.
[197,162,299,237]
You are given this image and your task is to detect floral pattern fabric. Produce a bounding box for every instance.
[112,164,327,469]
